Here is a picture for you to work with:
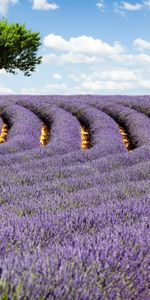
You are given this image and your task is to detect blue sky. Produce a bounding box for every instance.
[0,0,150,95]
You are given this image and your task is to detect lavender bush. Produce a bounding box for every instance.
[0,95,149,300]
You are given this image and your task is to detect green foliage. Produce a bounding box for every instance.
[0,279,23,300]
[0,19,42,76]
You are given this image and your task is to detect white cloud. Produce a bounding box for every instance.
[114,0,150,14]
[81,80,137,92]
[136,53,150,63]
[42,53,58,63]
[80,73,150,93]
[20,77,150,95]
[0,69,9,76]
[32,0,59,10]
[25,32,150,95]
[42,34,150,69]
[74,68,140,92]
[113,2,125,16]
[21,83,68,95]
[0,0,18,16]
[43,52,97,64]
[0,84,13,94]
[53,73,62,80]
[60,52,97,64]
[134,38,150,50]
[96,1,105,11]
[21,64,150,95]
[109,51,150,66]
[98,69,138,81]
[21,88,41,95]
[122,1,143,11]
[45,83,67,90]
[113,1,144,15]
[140,79,150,88]
[43,34,124,55]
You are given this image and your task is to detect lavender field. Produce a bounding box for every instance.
[0,95,150,299]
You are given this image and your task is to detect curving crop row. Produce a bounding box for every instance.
[0,104,42,153]
[0,95,149,299]
[16,100,82,153]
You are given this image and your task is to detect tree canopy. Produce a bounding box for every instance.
[0,19,42,76]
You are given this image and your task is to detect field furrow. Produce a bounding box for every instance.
[0,95,149,300]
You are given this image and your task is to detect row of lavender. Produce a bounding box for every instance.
[0,95,149,299]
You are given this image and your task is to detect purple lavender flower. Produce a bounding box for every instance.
[0,95,149,299]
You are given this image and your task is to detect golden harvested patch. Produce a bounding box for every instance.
[40,124,49,145]
[81,125,90,150]
[0,123,8,143]
[119,126,133,151]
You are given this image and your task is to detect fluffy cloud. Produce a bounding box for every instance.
[114,53,150,65]
[97,0,150,14]
[96,69,138,81]
[25,32,150,95]
[43,34,124,65]
[20,63,150,95]
[21,75,150,95]
[42,52,97,64]
[0,0,18,16]
[43,34,150,68]
[121,1,143,11]
[0,84,13,94]
[43,34,124,55]
[21,83,68,95]
[43,34,150,69]
[74,68,139,92]
[53,73,62,80]
[32,0,59,10]
[113,1,150,15]
[136,53,150,63]
[134,38,150,50]
[78,68,150,93]
[96,1,105,11]
[81,80,137,92]
[113,1,144,15]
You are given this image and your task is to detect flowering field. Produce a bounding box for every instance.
[0,95,150,299]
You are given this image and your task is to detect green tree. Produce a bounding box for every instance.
[0,19,42,76]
